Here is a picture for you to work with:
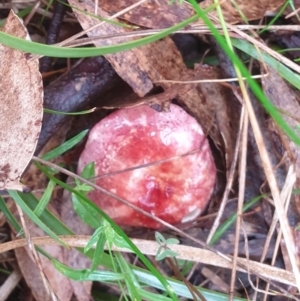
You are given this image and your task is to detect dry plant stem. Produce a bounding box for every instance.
[206,100,244,244]
[15,204,57,301]
[241,221,274,299]
[190,24,300,32]
[155,74,267,83]
[34,8,75,22]
[246,97,287,191]
[32,0,149,60]
[94,0,98,15]
[254,195,282,300]
[238,75,300,289]
[191,6,300,75]
[32,156,221,252]
[206,34,244,244]
[0,267,22,301]
[62,25,300,48]
[227,23,300,75]
[23,0,40,26]
[229,105,248,300]
[240,221,253,295]
[186,262,201,282]
[252,158,294,299]
[31,157,299,294]
[286,6,300,18]
[166,258,206,301]
[63,24,300,48]
[91,148,204,182]
[202,267,236,295]
[262,166,296,301]
[2,235,298,288]
[199,268,214,288]
[211,18,300,287]
[32,4,299,78]
[35,56,120,155]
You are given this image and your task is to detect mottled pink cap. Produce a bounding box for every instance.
[78,104,216,229]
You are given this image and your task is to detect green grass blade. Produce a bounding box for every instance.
[44,108,97,116]
[231,38,300,90]
[0,196,22,232]
[115,252,141,301]
[41,129,88,161]
[8,190,67,247]
[90,230,106,271]
[52,258,125,282]
[6,190,246,300]
[16,191,74,235]
[133,268,245,301]
[84,227,104,253]
[33,180,56,216]
[138,288,173,301]
[258,1,290,35]
[209,195,265,245]
[0,14,197,58]
[187,0,300,145]
[72,194,102,229]
[35,162,180,301]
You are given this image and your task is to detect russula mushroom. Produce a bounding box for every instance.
[77,104,216,229]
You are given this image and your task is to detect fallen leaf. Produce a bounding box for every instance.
[198,0,286,24]
[99,0,285,26]
[68,0,154,97]
[261,66,300,181]
[60,185,93,301]
[0,11,43,192]
[69,0,232,162]
[14,246,52,301]
[14,211,74,301]
[261,65,300,276]
[99,0,193,28]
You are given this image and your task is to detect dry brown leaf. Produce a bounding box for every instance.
[99,0,193,28]
[60,186,93,301]
[69,0,234,160]
[14,215,74,301]
[0,11,43,192]
[199,0,285,24]
[0,266,22,301]
[261,65,300,274]
[178,64,233,158]
[101,83,194,110]
[261,66,300,180]
[68,0,154,97]
[7,235,298,288]
[99,0,285,27]
[133,38,231,159]
[14,246,53,301]
[15,244,74,301]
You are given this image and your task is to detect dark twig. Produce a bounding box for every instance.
[36,56,122,155]
[40,0,67,72]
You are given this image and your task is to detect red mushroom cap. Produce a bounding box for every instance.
[78,104,216,229]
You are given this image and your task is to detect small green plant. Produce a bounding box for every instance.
[155,232,180,261]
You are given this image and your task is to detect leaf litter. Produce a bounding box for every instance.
[1,0,300,300]
[0,11,43,192]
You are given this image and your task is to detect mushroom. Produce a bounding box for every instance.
[77,104,216,229]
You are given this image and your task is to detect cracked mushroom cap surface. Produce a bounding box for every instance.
[78,104,216,229]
